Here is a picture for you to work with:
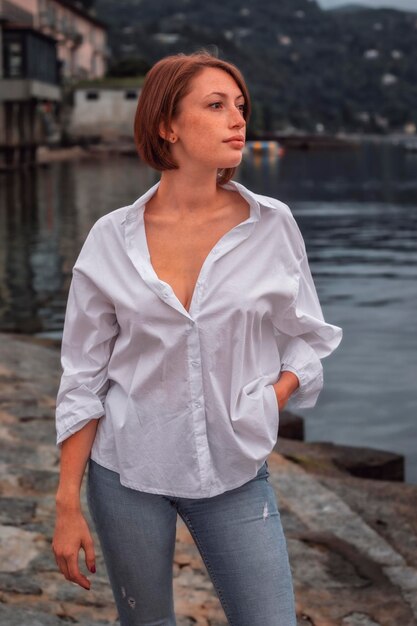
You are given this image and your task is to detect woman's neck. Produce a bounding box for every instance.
[151,170,226,218]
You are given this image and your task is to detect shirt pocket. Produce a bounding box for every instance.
[263,382,279,424]
[230,377,280,449]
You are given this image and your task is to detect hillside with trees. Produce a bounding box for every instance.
[87,0,417,134]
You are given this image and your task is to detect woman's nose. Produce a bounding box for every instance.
[230,107,245,127]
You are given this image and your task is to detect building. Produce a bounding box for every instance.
[69,82,142,142]
[0,0,109,168]
[0,0,61,167]
[9,0,108,81]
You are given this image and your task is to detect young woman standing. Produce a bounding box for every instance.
[53,50,342,626]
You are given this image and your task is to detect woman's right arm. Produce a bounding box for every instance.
[53,418,100,590]
[54,228,119,589]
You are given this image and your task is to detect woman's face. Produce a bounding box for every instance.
[166,67,247,173]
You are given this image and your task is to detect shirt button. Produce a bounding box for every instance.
[194,401,201,408]
[191,360,199,367]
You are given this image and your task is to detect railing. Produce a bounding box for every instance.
[67,29,83,46]
[39,12,84,47]
[0,0,34,26]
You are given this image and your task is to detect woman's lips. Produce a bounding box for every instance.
[225,139,245,147]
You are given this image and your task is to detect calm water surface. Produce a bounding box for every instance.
[1,142,416,482]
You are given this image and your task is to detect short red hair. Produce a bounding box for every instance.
[134,49,251,185]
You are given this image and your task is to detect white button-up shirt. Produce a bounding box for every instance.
[55,179,342,498]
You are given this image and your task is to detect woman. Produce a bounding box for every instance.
[53,50,342,626]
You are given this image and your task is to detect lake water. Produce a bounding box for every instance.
[1,141,416,483]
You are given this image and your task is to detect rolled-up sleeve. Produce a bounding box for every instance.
[55,264,119,447]
[273,249,343,409]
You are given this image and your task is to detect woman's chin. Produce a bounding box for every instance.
[217,156,243,169]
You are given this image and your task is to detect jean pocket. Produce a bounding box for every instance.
[256,460,270,480]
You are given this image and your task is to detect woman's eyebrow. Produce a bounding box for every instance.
[204,91,245,100]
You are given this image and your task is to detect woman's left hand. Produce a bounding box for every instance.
[272,371,300,411]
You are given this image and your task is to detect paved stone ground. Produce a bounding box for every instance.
[0,332,416,626]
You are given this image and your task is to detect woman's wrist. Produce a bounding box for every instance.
[273,370,300,410]
[55,421,99,512]
[55,487,82,511]
[278,370,300,395]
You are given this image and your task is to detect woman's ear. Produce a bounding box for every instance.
[159,121,178,143]
[158,120,175,142]
[158,121,168,141]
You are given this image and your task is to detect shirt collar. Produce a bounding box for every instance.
[122,178,262,319]
[123,178,261,225]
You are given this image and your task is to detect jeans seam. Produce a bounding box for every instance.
[177,509,235,626]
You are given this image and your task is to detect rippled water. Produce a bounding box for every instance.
[1,141,416,482]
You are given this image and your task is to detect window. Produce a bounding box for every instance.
[6,40,23,77]
[61,12,68,35]
[86,91,99,100]
[49,5,57,28]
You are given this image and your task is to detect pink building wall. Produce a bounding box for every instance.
[11,0,107,79]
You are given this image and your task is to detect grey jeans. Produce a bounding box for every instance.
[87,458,297,626]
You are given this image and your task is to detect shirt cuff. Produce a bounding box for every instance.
[280,337,324,409]
[56,409,104,447]
[56,389,105,446]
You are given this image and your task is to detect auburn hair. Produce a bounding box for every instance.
[134,49,251,185]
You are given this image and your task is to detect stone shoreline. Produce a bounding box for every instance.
[0,331,416,626]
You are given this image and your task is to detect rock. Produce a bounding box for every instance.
[6,404,54,422]
[0,439,40,465]
[0,605,63,626]
[268,453,417,626]
[0,571,42,595]
[0,525,46,572]
[17,468,59,494]
[276,438,405,481]
[279,410,305,440]
[0,497,36,525]
[342,613,382,626]
[29,551,59,573]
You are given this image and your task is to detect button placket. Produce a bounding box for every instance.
[186,319,211,492]
[187,266,209,318]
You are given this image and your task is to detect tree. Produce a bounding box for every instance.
[107,57,152,78]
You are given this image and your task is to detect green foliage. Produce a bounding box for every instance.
[66,0,96,11]
[94,0,417,133]
[107,57,152,77]
[72,76,145,88]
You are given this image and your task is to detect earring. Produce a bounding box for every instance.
[170,136,176,143]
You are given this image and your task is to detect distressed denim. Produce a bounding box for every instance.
[87,458,297,626]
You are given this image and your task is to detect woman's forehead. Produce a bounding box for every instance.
[187,68,242,98]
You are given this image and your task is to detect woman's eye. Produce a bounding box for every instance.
[209,102,245,113]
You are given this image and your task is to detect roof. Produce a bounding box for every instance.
[3,24,58,45]
[52,0,107,30]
